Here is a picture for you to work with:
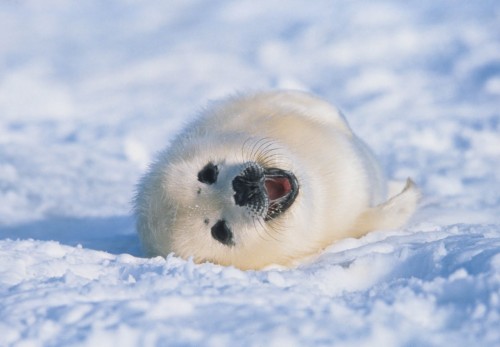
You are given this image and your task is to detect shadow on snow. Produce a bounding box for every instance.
[0,215,142,257]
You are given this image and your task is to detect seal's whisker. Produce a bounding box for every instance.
[256,140,277,158]
[256,216,281,242]
[257,153,282,167]
[254,137,277,162]
[258,153,284,167]
[250,214,268,242]
[241,137,254,163]
[249,137,269,162]
[259,147,281,161]
[266,218,286,241]
[257,216,274,242]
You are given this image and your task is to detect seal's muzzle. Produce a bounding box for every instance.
[232,163,299,220]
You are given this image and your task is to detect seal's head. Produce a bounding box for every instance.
[136,134,311,269]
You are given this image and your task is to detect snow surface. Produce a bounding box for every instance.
[1,1,499,346]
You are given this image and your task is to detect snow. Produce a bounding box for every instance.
[0,0,499,346]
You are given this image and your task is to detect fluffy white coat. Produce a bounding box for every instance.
[135,91,419,269]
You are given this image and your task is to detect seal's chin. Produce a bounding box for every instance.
[263,168,299,220]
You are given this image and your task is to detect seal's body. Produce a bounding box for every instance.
[135,91,419,269]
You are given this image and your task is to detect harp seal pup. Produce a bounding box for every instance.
[135,91,420,270]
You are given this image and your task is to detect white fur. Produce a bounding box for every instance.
[135,91,420,269]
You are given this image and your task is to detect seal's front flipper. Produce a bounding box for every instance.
[352,179,421,237]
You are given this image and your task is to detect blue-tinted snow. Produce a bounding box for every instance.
[0,1,499,346]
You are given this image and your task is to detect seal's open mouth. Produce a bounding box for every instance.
[263,168,299,220]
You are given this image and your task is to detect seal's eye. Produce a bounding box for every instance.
[211,220,233,246]
[198,162,219,184]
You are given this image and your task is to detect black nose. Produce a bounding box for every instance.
[232,165,264,207]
